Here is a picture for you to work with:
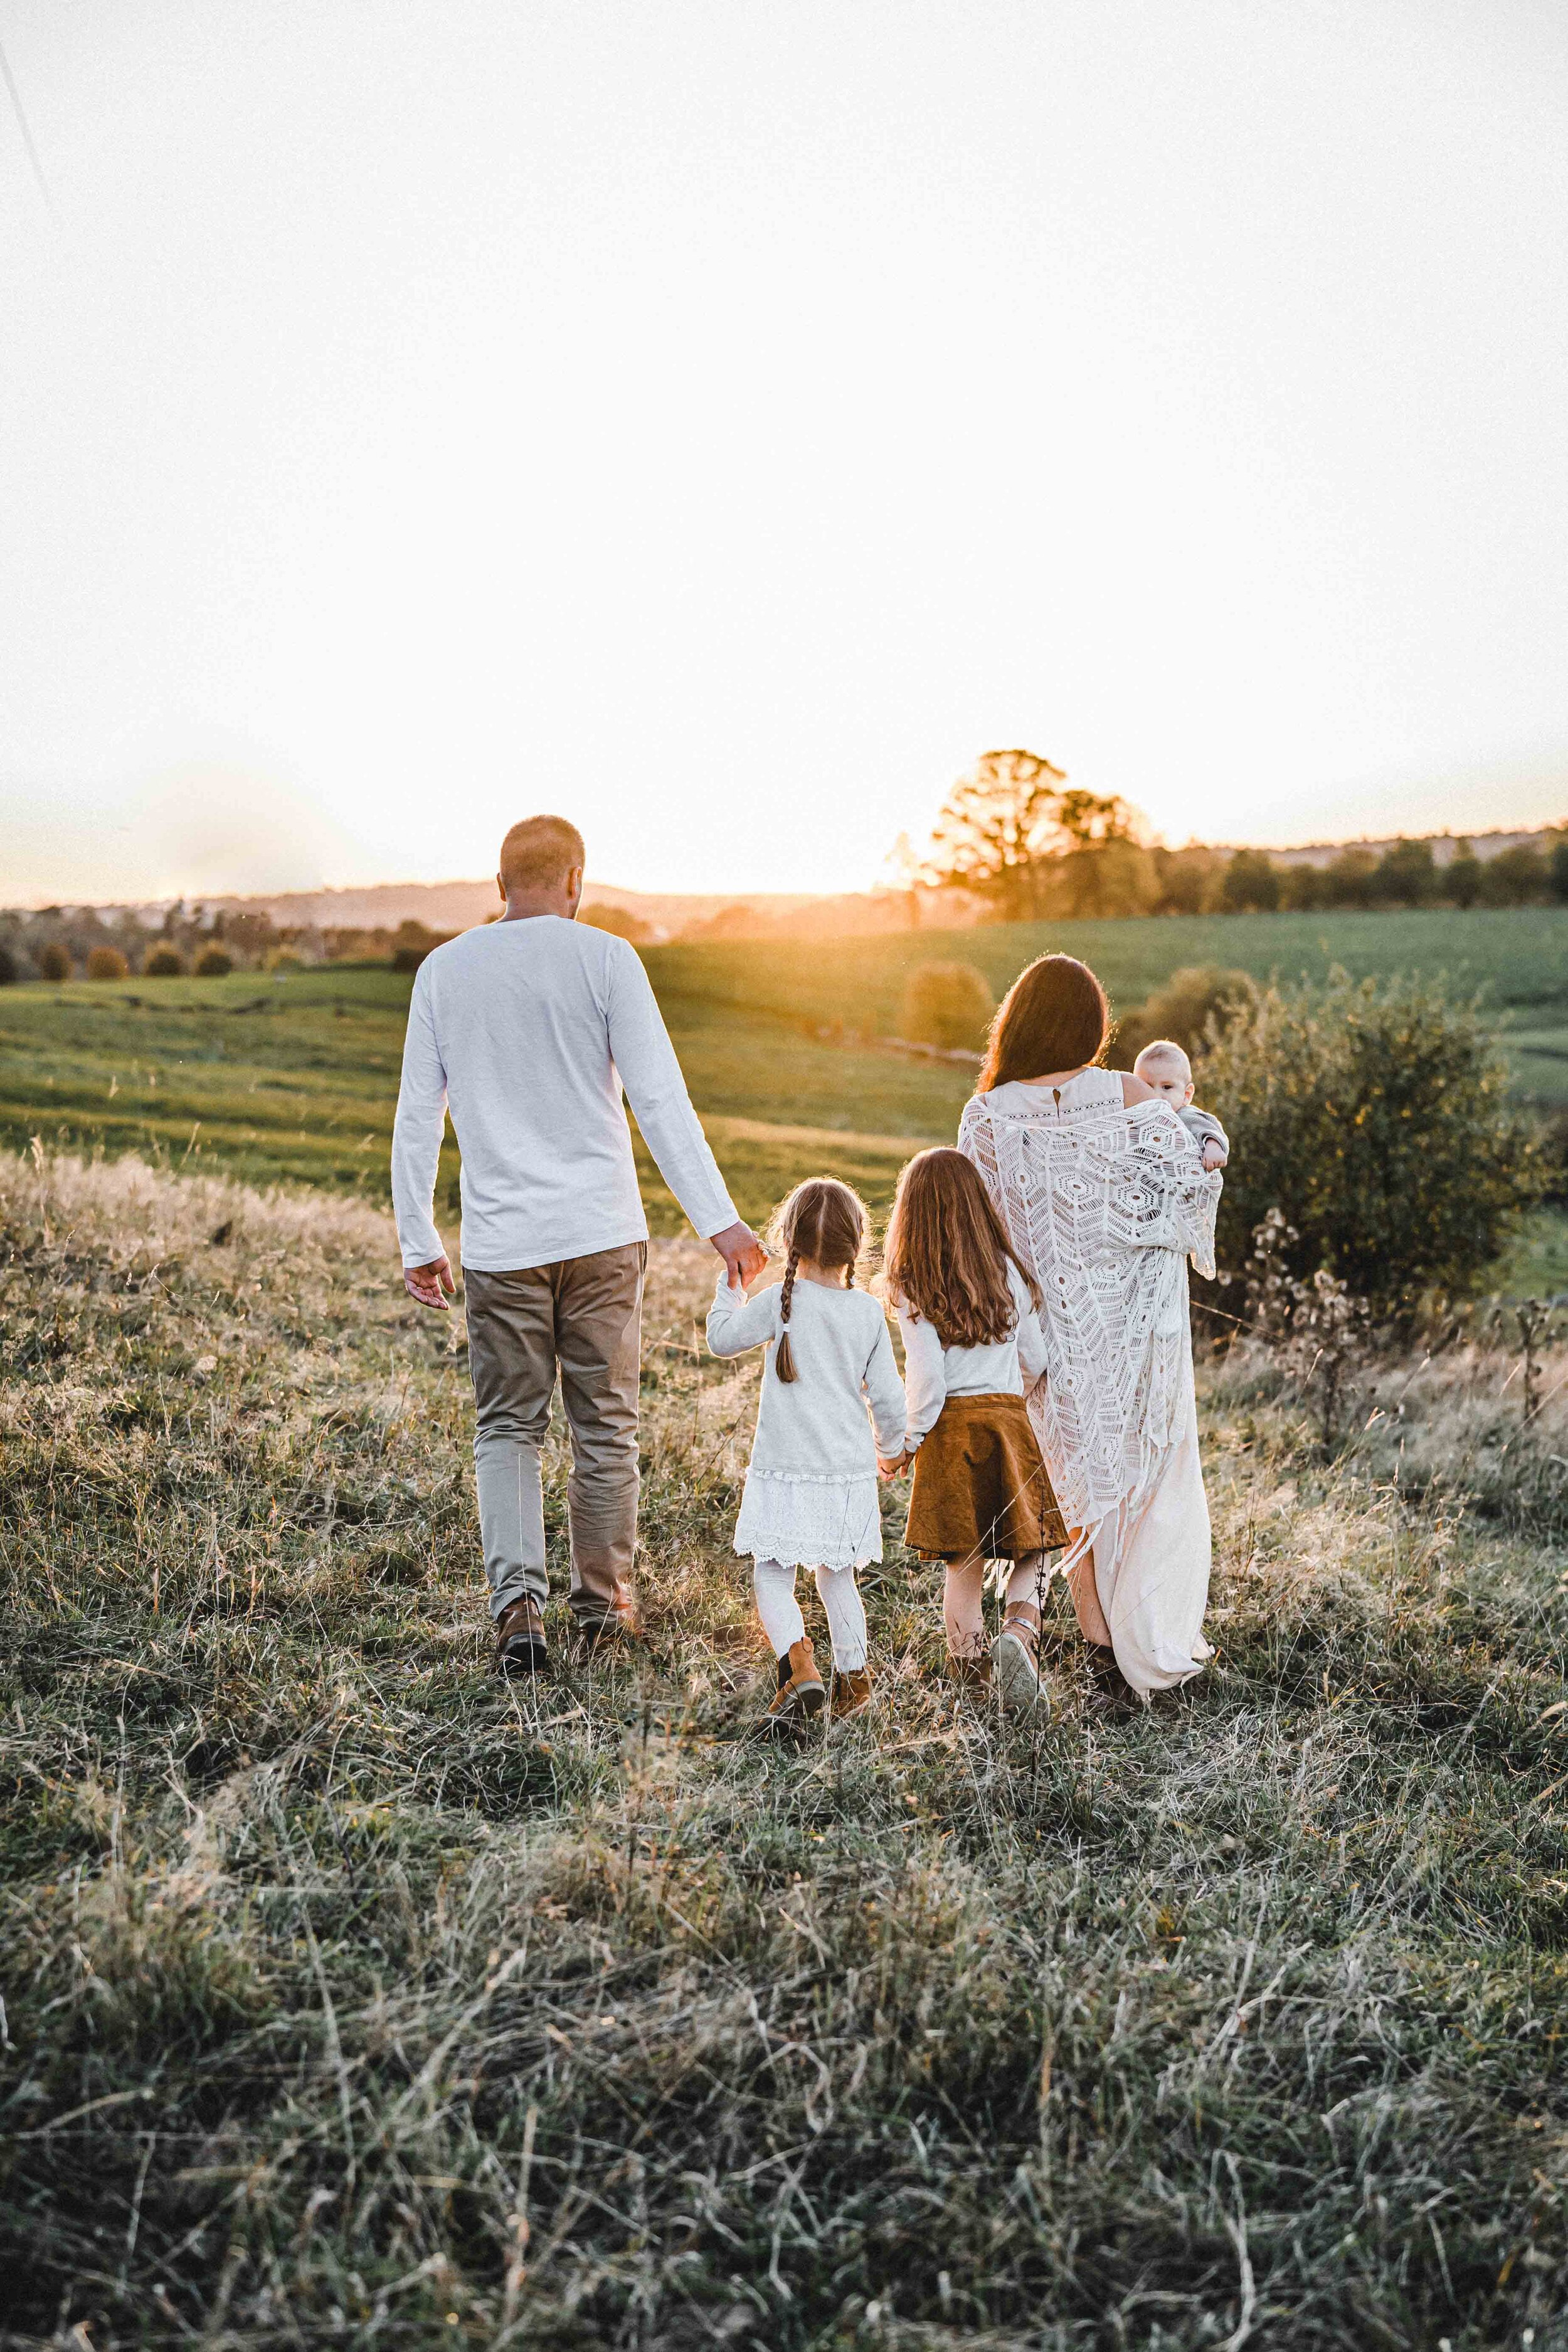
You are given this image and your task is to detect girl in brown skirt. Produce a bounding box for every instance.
[880,1149,1067,1711]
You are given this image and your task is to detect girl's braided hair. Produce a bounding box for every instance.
[763,1177,868,1385]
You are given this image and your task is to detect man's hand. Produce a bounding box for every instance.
[1201,1142,1228,1172]
[404,1254,457,1310]
[709,1219,766,1291]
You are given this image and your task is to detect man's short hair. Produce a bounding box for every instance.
[1133,1038,1192,1082]
[499,815,586,894]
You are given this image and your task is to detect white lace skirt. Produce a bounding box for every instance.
[733,1468,884,1571]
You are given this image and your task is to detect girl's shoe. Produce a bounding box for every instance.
[829,1666,874,1719]
[992,1610,1051,1717]
[768,1637,825,1725]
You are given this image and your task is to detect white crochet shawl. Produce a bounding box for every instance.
[959,1074,1220,1540]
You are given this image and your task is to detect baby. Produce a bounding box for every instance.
[1133,1039,1229,1171]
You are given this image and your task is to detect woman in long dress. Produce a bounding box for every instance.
[957,953,1221,1702]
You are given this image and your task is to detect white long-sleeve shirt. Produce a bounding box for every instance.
[706,1271,907,1474]
[893,1261,1049,1452]
[391,916,738,1272]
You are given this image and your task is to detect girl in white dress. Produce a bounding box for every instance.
[958,955,1221,1705]
[706,1177,906,1726]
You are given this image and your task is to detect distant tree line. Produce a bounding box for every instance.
[0,903,467,984]
[913,749,1566,923]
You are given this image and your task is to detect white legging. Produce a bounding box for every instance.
[753,1559,869,1673]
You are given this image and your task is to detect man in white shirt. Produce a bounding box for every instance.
[393,814,765,1673]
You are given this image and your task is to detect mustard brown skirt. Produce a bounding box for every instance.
[904,1391,1069,1564]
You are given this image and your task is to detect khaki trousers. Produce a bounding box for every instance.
[463,1242,645,1626]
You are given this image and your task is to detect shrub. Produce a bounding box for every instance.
[85,945,129,981]
[1278,863,1324,911]
[1369,838,1438,906]
[1116,966,1253,1066]
[142,946,186,978]
[898,961,995,1052]
[37,941,72,981]
[1320,846,1377,908]
[1202,968,1538,1315]
[1446,841,1481,906]
[1478,844,1547,907]
[1217,848,1279,913]
[0,945,16,985]
[193,945,233,977]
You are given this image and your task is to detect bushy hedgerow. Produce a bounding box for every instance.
[898,960,995,1051]
[1202,968,1537,1313]
[142,945,185,977]
[193,944,233,977]
[85,945,129,981]
[1116,964,1253,1066]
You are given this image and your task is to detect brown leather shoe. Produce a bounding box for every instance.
[574,1606,637,1652]
[495,1596,548,1677]
[829,1666,874,1720]
[767,1636,825,1725]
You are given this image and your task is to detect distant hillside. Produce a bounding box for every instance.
[16,822,1564,938]
[188,878,895,943]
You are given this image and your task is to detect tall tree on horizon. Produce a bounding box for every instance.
[918,749,1067,920]
[918,750,1146,919]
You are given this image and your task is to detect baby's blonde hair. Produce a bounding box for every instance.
[1133,1038,1192,1083]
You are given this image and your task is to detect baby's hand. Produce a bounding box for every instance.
[1202,1142,1228,1172]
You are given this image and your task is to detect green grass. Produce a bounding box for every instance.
[644,904,1568,1036]
[0,967,970,1232]
[4,1152,1568,2348]
[2,902,1564,1246]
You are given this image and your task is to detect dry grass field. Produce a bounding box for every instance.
[3,1149,1568,2347]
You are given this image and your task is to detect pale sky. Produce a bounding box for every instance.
[2,0,1566,903]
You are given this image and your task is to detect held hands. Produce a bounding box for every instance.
[877,1450,911,1479]
[404,1253,457,1311]
[1201,1142,1228,1172]
[711,1219,767,1292]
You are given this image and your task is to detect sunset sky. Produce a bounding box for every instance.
[1,1,1565,903]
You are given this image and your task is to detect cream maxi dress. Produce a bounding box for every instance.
[959,1067,1221,1697]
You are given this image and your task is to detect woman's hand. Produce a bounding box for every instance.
[877,1450,909,1479]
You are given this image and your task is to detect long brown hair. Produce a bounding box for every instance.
[882,1148,1040,1348]
[763,1177,867,1384]
[977,953,1109,1092]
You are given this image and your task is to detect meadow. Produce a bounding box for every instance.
[3,1150,1568,2348]
[3,906,1567,1241]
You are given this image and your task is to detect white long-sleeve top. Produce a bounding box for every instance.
[893,1261,1049,1453]
[391,916,737,1272]
[706,1271,906,1474]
